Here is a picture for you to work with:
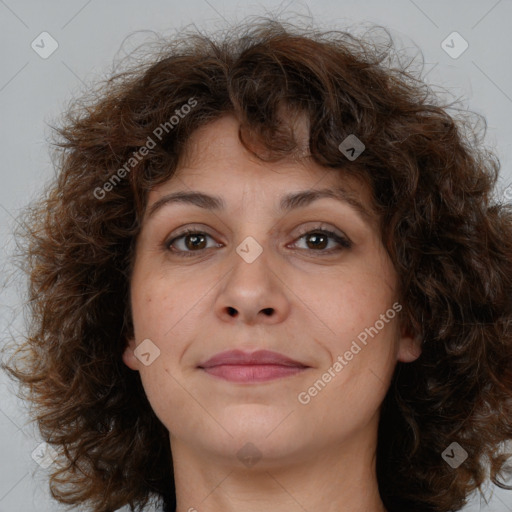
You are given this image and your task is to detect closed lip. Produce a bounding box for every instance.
[198,349,308,368]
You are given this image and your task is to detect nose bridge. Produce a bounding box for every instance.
[213,229,289,324]
[209,176,293,323]
[230,232,273,294]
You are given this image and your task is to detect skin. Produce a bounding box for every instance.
[122,114,422,512]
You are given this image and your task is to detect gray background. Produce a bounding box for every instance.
[1,0,511,511]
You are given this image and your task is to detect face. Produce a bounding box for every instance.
[123,114,421,467]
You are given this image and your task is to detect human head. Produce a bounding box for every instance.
[4,16,512,512]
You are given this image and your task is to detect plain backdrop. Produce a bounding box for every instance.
[1,0,511,511]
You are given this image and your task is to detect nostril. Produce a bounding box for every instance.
[227,307,237,316]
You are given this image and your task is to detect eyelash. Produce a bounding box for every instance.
[165,225,352,258]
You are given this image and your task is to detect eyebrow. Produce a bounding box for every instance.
[147,187,374,224]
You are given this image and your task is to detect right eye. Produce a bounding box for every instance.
[166,229,222,257]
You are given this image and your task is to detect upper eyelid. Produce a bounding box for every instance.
[166,224,351,249]
[168,222,346,239]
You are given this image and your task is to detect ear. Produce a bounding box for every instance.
[122,337,140,371]
[397,325,422,363]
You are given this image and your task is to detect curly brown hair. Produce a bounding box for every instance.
[3,15,512,512]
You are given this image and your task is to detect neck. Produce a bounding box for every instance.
[170,419,387,512]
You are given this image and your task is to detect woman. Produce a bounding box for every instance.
[3,16,512,512]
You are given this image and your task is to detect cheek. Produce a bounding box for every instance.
[129,275,196,428]
[315,269,399,383]
[130,269,191,340]
[130,289,160,340]
[130,251,225,338]
[305,317,398,429]
[321,269,395,336]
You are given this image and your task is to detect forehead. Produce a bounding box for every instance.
[141,114,381,238]
[160,114,374,207]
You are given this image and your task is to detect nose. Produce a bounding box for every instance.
[213,245,291,326]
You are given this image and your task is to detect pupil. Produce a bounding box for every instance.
[184,233,328,251]
[308,233,327,249]
[187,234,206,250]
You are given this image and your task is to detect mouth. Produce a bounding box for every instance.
[197,349,310,383]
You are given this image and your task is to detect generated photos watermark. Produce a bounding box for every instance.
[441,441,468,469]
[93,97,198,200]
[504,185,512,202]
[297,302,402,405]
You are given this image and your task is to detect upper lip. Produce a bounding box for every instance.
[198,349,308,368]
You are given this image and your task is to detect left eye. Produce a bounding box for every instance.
[291,229,352,252]
[166,228,352,257]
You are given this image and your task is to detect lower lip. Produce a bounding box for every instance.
[200,364,307,382]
